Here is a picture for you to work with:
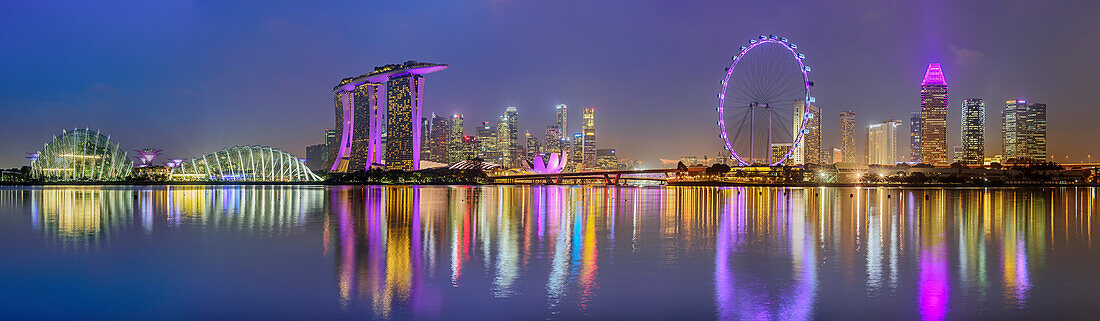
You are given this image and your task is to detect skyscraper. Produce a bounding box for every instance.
[476,121,501,164]
[867,119,901,165]
[596,149,617,170]
[960,98,985,164]
[305,143,327,170]
[429,113,449,163]
[839,110,856,163]
[919,63,949,165]
[329,61,448,172]
[1002,99,1047,163]
[420,117,430,161]
[545,125,562,154]
[792,101,821,165]
[497,107,519,167]
[524,131,540,162]
[582,108,596,169]
[449,114,464,162]
[909,111,921,162]
[569,133,584,169]
[556,104,568,143]
[771,143,793,164]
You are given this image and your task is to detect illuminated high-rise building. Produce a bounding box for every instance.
[596,149,618,170]
[919,62,949,165]
[960,98,985,164]
[867,119,901,165]
[524,131,540,162]
[476,121,501,164]
[420,117,430,161]
[497,107,519,167]
[428,113,449,163]
[832,148,842,164]
[582,107,596,169]
[792,101,821,164]
[329,61,447,171]
[909,111,921,162]
[448,114,464,163]
[556,104,568,142]
[771,143,793,164]
[839,110,856,163]
[324,129,338,165]
[569,133,584,169]
[545,125,562,154]
[1002,99,1047,162]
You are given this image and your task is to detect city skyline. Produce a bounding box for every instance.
[2,1,1097,168]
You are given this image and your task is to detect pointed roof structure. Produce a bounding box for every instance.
[921,62,947,86]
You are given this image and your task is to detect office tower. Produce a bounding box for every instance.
[420,117,430,161]
[792,101,821,164]
[324,129,337,164]
[597,149,618,170]
[919,62,949,165]
[305,143,327,170]
[960,98,985,164]
[497,107,519,167]
[545,125,562,154]
[524,131,540,162]
[771,143,793,164]
[476,122,501,164]
[867,119,901,165]
[429,113,450,163]
[330,61,447,172]
[582,108,597,169]
[952,146,964,163]
[832,148,842,164]
[839,110,856,163]
[1002,99,1048,162]
[556,104,568,142]
[449,114,464,162]
[569,133,584,168]
[461,135,478,161]
[909,111,921,162]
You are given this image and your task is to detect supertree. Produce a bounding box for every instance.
[133,148,163,166]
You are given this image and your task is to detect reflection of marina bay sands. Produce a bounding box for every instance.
[328,61,449,172]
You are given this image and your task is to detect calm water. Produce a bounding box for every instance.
[0,186,1098,320]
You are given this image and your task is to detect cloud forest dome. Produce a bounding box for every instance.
[31,128,132,180]
[174,145,320,182]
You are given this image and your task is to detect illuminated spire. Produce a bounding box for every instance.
[920,62,947,86]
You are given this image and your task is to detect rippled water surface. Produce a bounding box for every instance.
[1,185,1098,320]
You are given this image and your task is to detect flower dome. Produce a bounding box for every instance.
[31,128,133,181]
[174,145,321,182]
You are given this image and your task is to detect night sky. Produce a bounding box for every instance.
[2,0,1097,168]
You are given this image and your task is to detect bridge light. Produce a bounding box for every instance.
[790,44,797,49]
[804,66,811,72]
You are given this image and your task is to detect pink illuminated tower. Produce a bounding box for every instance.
[328,61,448,172]
[919,63,949,165]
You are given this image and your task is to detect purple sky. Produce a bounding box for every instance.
[2,0,1098,168]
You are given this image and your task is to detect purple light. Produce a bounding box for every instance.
[166,159,184,168]
[527,152,568,174]
[133,148,163,165]
[25,152,39,162]
[920,63,947,86]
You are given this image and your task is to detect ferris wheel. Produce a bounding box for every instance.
[717,35,813,166]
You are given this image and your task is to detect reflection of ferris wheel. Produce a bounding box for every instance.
[718,35,813,166]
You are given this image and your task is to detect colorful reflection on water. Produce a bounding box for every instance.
[0,186,1097,319]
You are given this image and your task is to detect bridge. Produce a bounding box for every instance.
[488,168,706,185]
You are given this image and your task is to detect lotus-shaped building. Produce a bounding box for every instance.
[173,145,321,182]
[525,152,568,174]
[31,128,133,181]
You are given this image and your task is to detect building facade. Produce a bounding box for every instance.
[960,98,985,164]
[919,63,949,165]
[596,149,618,170]
[545,125,562,154]
[476,122,501,164]
[582,108,597,169]
[448,114,464,163]
[497,107,519,167]
[909,111,921,162]
[524,132,540,162]
[867,119,901,165]
[839,110,856,163]
[792,101,821,165]
[1002,100,1047,163]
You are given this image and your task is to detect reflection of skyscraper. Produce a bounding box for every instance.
[840,110,856,163]
[867,119,900,165]
[582,108,596,169]
[1002,99,1047,163]
[909,111,921,162]
[960,99,985,164]
[792,101,821,164]
[919,63,949,165]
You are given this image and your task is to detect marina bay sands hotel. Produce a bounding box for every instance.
[327,61,448,172]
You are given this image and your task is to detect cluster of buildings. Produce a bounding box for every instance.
[306,61,623,173]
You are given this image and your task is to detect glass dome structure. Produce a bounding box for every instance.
[174,145,321,182]
[31,128,133,181]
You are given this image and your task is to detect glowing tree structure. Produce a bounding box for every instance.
[31,128,133,181]
[133,148,163,166]
[174,145,320,182]
[165,159,184,168]
[717,35,813,166]
[525,152,568,174]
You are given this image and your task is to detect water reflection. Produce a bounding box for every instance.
[1,186,1097,319]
